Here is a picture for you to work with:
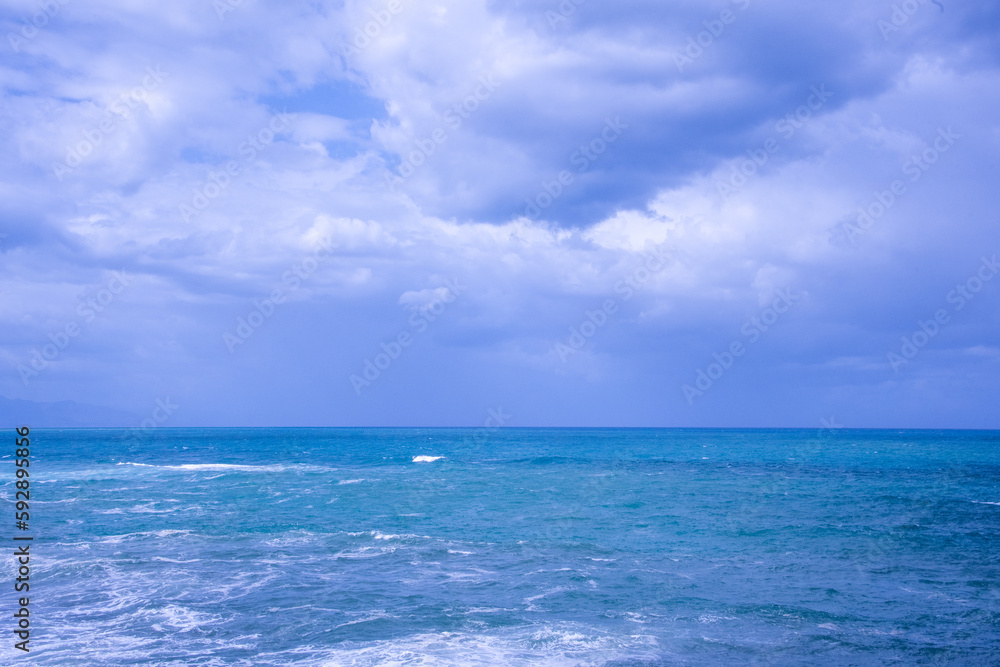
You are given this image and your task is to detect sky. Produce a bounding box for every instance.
[1,0,998,428]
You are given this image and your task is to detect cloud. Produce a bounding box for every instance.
[0,0,997,426]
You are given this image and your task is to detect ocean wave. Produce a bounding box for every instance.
[465,607,507,614]
[303,624,660,666]
[57,529,194,546]
[145,604,222,634]
[523,586,569,611]
[115,462,336,473]
[261,531,332,548]
[347,530,435,542]
[332,546,398,559]
[412,455,445,463]
[199,571,282,604]
[23,497,80,505]
[95,502,198,515]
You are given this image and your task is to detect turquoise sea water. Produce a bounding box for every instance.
[7,428,1000,665]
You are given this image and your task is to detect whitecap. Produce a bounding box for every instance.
[332,546,396,559]
[412,455,444,463]
[523,586,568,611]
[145,604,221,634]
[116,461,334,473]
[305,623,659,666]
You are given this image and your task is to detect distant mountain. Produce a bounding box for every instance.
[0,395,140,428]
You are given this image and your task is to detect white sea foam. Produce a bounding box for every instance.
[523,586,568,611]
[305,623,659,666]
[201,571,281,604]
[347,530,431,542]
[338,479,365,485]
[412,455,444,463]
[443,569,496,582]
[972,500,1000,506]
[153,529,192,537]
[116,461,335,473]
[117,462,269,472]
[698,613,738,624]
[146,605,220,634]
[97,502,197,515]
[332,546,397,559]
[80,529,194,545]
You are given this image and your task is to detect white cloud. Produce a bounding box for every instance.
[0,0,997,425]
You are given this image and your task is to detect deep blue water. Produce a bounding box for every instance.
[6,428,1000,665]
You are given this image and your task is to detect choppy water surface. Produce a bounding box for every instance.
[8,428,1000,664]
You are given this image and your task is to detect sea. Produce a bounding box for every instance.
[6,427,1000,665]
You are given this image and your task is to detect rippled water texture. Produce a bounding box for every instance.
[8,428,1000,664]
